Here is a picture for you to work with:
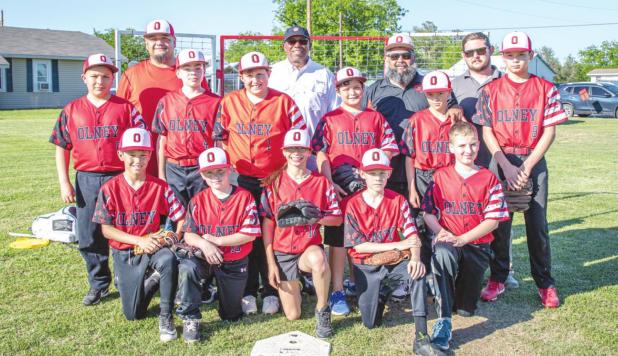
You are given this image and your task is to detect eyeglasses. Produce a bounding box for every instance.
[387,52,413,61]
[464,47,488,57]
[286,38,309,45]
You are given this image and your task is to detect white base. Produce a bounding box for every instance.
[250,330,331,356]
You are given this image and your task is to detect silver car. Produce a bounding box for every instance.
[558,82,618,118]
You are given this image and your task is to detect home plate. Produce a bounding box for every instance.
[250,330,331,356]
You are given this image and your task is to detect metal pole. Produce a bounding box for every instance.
[306,0,311,33]
[114,29,121,91]
[339,12,343,68]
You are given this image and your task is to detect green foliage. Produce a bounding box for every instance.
[555,55,583,83]
[94,28,148,70]
[573,41,618,82]
[411,21,462,70]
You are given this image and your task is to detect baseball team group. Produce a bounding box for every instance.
[48,18,568,354]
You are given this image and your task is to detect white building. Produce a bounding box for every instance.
[587,68,618,83]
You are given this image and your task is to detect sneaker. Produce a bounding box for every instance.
[480,279,505,302]
[262,295,280,315]
[343,279,356,297]
[391,280,409,302]
[302,274,316,296]
[329,290,350,316]
[183,319,200,343]
[144,270,161,307]
[201,284,217,304]
[241,295,258,315]
[315,306,333,338]
[539,287,560,308]
[159,314,178,342]
[505,271,520,289]
[456,309,474,317]
[413,333,445,356]
[82,287,109,306]
[431,318,452,351]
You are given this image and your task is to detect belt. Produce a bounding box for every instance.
[167,157,198,167]
[503,146,531,155]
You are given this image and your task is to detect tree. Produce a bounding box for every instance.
[94,28,148,70]
[536,46,561,74]
[576,41,618,81]
[555,55,582,83]
[411,21,462,70]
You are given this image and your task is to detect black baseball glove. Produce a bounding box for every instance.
[332,163,366,195]
[276,199,324,227]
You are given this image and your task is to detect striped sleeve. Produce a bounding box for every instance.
[483,180,510,221]
[324,183,342,217]
[421,181,440,216]
[239,199,261,236]
[131,105,146,129]
[399,198,418,239]
[542,85,569,127]
[165,186,186,222]
[288,102,306,130]
[49,110,72,150]
[379,118,399,152]
[311,118,329,153]
[92,188,114,225]
[472,88,493,127]
[259,188,274,219]
[398,119,415,158]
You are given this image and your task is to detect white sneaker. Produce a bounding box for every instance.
[241,295,258,315]
[262,295,280,315]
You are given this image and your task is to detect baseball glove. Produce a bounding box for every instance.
[170,242,206,261]
[133,229,179,256]
[332,163,366,195]
[503,180,533,213]
[276,199,324,228]
[364,249,412,266]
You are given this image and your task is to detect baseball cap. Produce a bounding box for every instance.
[145,19,175,38]
[283,129,311,149]
[336,67,366,86]
[501,31,532,53]
[385,33,414,52]
[83,53,118,74]
[361,148,392,171]
[238,51,269,73]
[422,70,451,93]
[176,49,207,67]
[119,128,153,151]
[283,25,310,42]
[199,147,231,172]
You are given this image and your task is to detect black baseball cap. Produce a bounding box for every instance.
[283,26,310,42]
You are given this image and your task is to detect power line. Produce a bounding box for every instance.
[456,0,565,22]
[538,0,618,12]
[454,22,618,31]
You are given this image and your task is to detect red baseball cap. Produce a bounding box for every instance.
[145,19,175,38]
[199,147,231,172]
[501,31,532,53]
[336,67,366,86]
[422,71,451,93]
[82,53,118,74]
[238,51,269,73]
[361,148,392,171]
[119,128,154,151]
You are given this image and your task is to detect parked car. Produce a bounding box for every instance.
[558,82,618,118]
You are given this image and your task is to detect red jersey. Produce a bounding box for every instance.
[92,175,185,250]
[152,90,221,165]
[399,109,457,170]
[214,89,306,178]
[260,172,341,254]
[311,107,398,169]
[182,186,260,261]
[344,189,419,263]
[421,165,509,245]
[49,95,144,172]
[473,75,568,153]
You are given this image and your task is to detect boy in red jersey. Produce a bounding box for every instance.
[176,147,260,342]
[92,128,185,342]
[261,129,342,338]
[344,149,435,356]
[50,54,144,306]
[473,31,568,308]
[422,121,509,351]
[312,66,398,315]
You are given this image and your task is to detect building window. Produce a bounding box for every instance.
[33,59,52,92]
[0,69,5,92]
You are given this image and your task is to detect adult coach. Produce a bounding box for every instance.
[362,33,462,199]
[118,19,209,176]
[269,25,338,140]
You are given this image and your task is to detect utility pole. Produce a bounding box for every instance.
[306,0,311,33]
[339,12,343,67]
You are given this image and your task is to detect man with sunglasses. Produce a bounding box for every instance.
[269,26,338,147]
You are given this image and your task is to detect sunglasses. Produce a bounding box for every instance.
[464,47,488,57]
[387,52,413,60]
[286,38,309,45]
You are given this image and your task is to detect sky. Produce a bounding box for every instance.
[2,0,618,61]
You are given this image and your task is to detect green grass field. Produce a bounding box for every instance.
[1,110,617,355]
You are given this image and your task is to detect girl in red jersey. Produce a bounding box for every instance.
[261,129,342,338]
[176,147,260,343]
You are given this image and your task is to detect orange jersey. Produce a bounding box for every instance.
[344,189,419,263]
[214,89,306,178]
[182,186,260,261]
[260,172,341,254]
[311,107,398,169]
[152,89,221,163]
[399,109,459,170]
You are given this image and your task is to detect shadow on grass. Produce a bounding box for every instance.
[549,192,618,203]
[560,119,585,125]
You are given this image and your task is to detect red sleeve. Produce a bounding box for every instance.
[421,181,440,216]
[152,100,167,135]
[181,199,199,233]
[259,187,275,219]
[48,110,72,150]
[165,185,186,222]
[92,187,115,225]
[483,175,510,221]
[239,198,261,237]
[311,118,330,153]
